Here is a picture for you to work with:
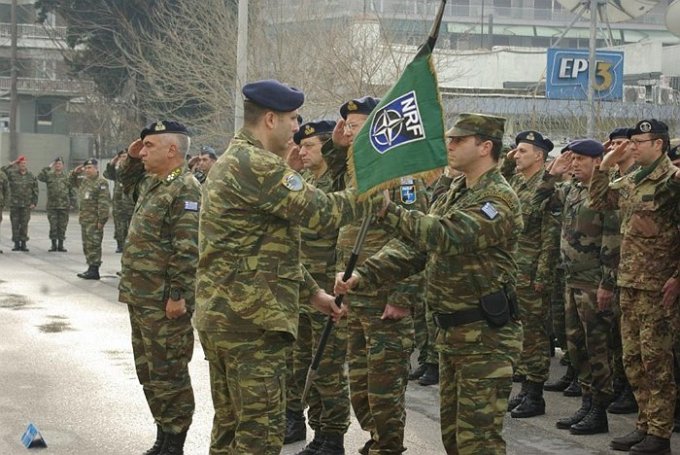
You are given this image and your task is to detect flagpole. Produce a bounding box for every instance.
[301,215,372,405]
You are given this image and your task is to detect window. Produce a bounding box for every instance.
[36,102,53,126]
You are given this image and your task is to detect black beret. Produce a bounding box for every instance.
[242,79,304,112]
[83,158,98,166]
[54,156,63,163]
[627,119,669,138]
[561,139,604,157]
[609,127,631,141]
[515,130,554,153]
[340,96,380,119]
[293,120,336,145]
[141,120,189,140]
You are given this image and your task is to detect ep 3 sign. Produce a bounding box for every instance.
[546,48,624,101]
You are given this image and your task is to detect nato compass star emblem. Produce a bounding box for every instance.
[369,91,426,154]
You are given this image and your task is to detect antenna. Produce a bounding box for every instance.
[667,0,680,38]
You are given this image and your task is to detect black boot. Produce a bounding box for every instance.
[563,378,582,397]
[607,383,638,414]
[316,432,344,455]
[507,381,529,411]
[143,425,167,455]
[57,239,67,252]
[12,241,20,251]
[674,400,680,433]
[77,265,100,280]
[556,395,592,429]
[49,239,58,252]
[545,366,575,392]
[409,364,427,380]
[284,409,306,444]
[629,434,671,455]
[570,403,609,435]
[20,240,29,252]
[610,429,647,451]
[297,432,326,455]
[160,430,187,455]
[115,240,124,253]
[358,439,375,455]
[418,363,439,386]
[511,381,546,418]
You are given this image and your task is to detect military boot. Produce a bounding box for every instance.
[142,425,167,455]
[358,438,375,455]
[629,434,671,455]
[563,378,582,397]
[570,403,609,435]
[409,363,427,381]
[20,240,29,252]
[607,383,638,414]
[115,240,124,253]
[57,239,67,252]
[511,381,546,418]
[610,429,647,451]
[160,430,187,455]
[297,432,325,455]
[284,409,306,444]
[49,239,58,252]
[556,394,592,429]
[545,366,574,392]
[77,265,100,280]
[11,241,20,251]
[418,363,439,386]
[316,432,345,455]
[508,381,530,411]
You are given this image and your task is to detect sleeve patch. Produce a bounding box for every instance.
[282,172,304,191]
[184,201,199,211]
[481,202,499,220]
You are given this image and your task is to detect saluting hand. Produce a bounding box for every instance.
[127,139,144,159]
[548,151,572,177]
[335,272,360,296]
[600,139,628,171]
[332,119,351,149]
[166,297,187,319]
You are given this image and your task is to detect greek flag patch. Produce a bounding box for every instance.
[184,201,199,212]
[481,202,498,220]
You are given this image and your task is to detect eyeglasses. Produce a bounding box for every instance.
[629,138,658,146]
[343,122,361,133]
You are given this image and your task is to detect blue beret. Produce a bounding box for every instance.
[627,119,668,138]
[609,127,631,140]
[340,96,380,119]
[242,79,304,112]
[515,130,554,153]
[141,120,189,140]
[294,120,336,145]
[561,139,604,157]
[83,158,98,166]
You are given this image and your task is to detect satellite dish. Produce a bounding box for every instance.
[667,0,680,37]
[557,0,659,23]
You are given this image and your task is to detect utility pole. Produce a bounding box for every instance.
[587,0,597,137]
[9,0,18,160]
[234,0,248,132]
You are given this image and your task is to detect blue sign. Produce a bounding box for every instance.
[369,90,426,155]
[546,48,624,101]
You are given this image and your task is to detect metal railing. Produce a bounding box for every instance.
[0,77,93,95]
[0,22,67,40]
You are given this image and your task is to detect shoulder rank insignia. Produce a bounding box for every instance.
[282,172,304,191]
[184,201,199,211]
[166,168,181,183]
[400,176,416,204]
[481,201,499,220]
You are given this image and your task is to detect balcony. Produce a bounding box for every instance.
[0,77,93,97]
[0,22,66,40]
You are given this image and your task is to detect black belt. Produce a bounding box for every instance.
[433,309,485,329]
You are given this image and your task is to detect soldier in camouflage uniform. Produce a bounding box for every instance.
[0,169,8,253]
[534,139,620,435]
[38,157,75,252]
[501,131,556,419]
[70,159,110,280]
[104,150,136,253]
[194,80,383,455]
[337,113,523,455]
[323,96,427,455]
[590,119,680,454]
[1,156,38,252]
[118,120,200,455]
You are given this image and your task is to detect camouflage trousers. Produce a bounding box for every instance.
[287,310,350,434]
[199,330,291,455]
[608,294,626,383]
[80,221,103,266]
[413,298,438,366]
[620,287,677,439]
[47,208,69,240]
[515,286,550,383]
[564,285,614,404]
[550,268,567,350]
[113,208,133,244]
[347,303,413,454]
[440,353,514,455]
[9,206,31,242]
[128,305,195,434]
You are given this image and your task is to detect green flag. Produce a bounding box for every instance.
[349,0,448,196]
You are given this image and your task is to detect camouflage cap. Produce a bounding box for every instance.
[446,113,505,140]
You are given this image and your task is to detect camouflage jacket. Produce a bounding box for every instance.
[117,159,201,310]
[0,170,8,207]
[103,162,136,214]
[194,129,381,337]
[534,174,620,290]
[38,167,76,209]
[70,171,110,225]
[357,167,524,356]
[589,155,680,291]
[1,164,38,208]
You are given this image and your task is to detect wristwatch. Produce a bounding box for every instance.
[169,288,183,301]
